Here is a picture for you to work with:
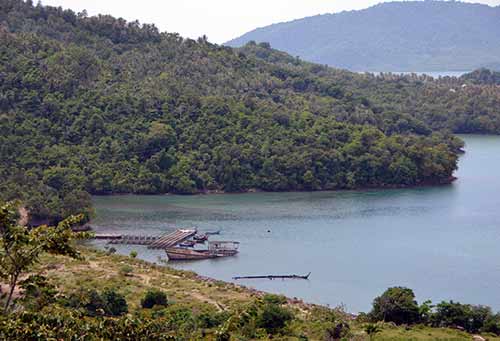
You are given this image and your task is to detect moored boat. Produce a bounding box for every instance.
[166,241,240,261]
[178,240,196,248]
[165,247,214,260]
[193,234,208,243]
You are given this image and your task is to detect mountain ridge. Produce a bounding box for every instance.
[226,1,500,72]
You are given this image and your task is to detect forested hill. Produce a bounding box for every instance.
[461,69,500,86]
[226,1,500,72]
[1,1,500,224]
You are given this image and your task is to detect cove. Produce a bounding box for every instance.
[91,135,500,313]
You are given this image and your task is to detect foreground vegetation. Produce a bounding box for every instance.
[1,201,500,340]
[7,0,500,224]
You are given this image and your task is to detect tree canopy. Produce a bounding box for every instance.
[3,0,500,223]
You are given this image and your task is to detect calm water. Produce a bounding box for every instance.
[91,135,500,313]
[362,71,470,78]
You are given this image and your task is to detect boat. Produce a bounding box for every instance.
[193,234,208,243]
[178,240,196,248]
[208,241,240,257]
[166,241,240,261]
[165,248,214,261]
[72,224,92,232]
[205,230,221,235]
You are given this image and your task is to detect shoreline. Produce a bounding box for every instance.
[85,245,354,316]
[90,176,458,198]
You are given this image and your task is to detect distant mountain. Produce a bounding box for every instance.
[226,1,500,72]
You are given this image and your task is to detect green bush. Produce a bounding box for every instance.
[102,289,128,317]
[65,288,128,317]
[119,265,134,276]
[325,322,350,340]
[482,313,500,335]
[369,287,420,325]
[19,275,58,311]
[197,311,231,329]
[0,308,176,340]
[257,303,293,334]
[262,293,287,305]
[141,289,168,309]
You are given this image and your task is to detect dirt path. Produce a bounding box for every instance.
[191,291,225,311]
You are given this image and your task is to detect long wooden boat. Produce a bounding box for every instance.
[166,241,240,261]
[165,248,215,260]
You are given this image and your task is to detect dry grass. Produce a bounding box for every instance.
[31,247,500,341]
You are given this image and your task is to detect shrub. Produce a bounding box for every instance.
[257,303,293,334]
[364,324,381,341]
[263,293,287,305]
[82,289,108,316]
[197,311,231,328]
[119,265,133,276]
[65,288,128,317]
[130,250,138,258]
[482,313,500,335]
[325,322,350,340]
[369,287,420,325]
[102,289,128,316]
[19,275,58,311]
[141,289,168,309]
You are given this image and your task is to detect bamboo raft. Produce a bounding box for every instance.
[148,229,197,249]
[94,233,122,240]
[108,235,159,245]
[99,229,197,249]
[233,272,311,280]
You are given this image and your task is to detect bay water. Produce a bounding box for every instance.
[91,135,500,313]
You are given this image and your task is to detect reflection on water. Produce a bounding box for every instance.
[92,135,500,313]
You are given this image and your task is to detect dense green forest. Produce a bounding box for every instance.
[227,1,500,72]
[1,0,500,224]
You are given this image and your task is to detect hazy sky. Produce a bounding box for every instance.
[41,0,500,44]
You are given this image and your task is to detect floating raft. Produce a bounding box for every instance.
[148,229,197,249]
[99,229,197,248]
[94,233,122,240]
[108,235,158,245]
[233,272,311,280]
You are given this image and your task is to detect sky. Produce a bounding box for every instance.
[40,0,500,44]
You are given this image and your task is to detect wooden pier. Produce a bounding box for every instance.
[96,229,197,248]
[108,235,158,245]
[148,229,197,249]
[94,233,122,240]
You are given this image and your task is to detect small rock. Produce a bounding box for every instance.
[472,336,486,341]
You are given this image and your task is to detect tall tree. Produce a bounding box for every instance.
[0,201,85,313]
